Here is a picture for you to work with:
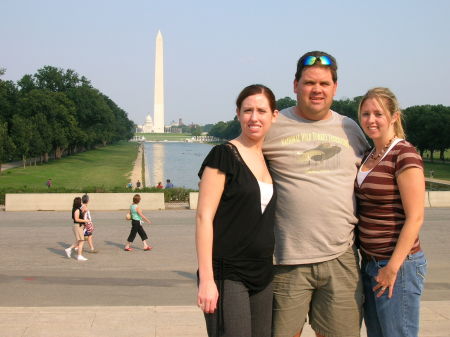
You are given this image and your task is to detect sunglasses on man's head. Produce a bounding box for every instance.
[302,55,333,66]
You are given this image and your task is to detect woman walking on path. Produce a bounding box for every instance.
[356,87,427,337]
[65,197,90,261]
[124,194,152,251]
[196,84,278,337]
[81,194,97,253]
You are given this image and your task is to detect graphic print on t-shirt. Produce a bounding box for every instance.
[281,132,349,173]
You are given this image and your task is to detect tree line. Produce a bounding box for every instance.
[208,96,450,161]
[0,66,135,171]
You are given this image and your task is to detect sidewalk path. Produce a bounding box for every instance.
[0,160,22,171]
[0,302,449,337]
[129,143,143,188]
[0,209,449,336]
[426,177,450,186]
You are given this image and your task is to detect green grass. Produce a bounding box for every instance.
[0,141,139,190]
[423,162,450,180]
[426,181,450,191]
[137,133,192,141]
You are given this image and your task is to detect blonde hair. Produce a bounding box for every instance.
[358,87,405,139]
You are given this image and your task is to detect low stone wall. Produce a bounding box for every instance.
[5,193,165,211]
[189,191,450,210]
[189,192,199,210]
[5,191,450,211]
[426,191,450,208]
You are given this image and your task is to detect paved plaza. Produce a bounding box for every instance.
[0,208,449,336]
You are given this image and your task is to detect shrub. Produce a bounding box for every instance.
[163,187,195,202]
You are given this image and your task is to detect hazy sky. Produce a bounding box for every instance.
[2,0,449,125]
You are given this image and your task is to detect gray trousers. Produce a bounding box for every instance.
[204,280,273,337]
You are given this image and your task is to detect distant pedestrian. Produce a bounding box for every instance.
[81,194,97,253]
[165,179,174,189]
[46,178,52,188]
[65,197,90,261]
[124,194,152,251]
[127,182,132,189]
[156,182,163,189]
[136,180,141,188]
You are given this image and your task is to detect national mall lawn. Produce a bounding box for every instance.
[424,162,450,181]
[0,141,139,198]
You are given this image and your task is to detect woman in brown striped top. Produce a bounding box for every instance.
[355,87,427,337]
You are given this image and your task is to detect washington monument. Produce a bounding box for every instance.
[153,30,164,133]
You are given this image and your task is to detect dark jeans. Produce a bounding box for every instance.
[127,220,148,242]
[204,280,272,337]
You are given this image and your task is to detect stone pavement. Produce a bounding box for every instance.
[0,208,449,337]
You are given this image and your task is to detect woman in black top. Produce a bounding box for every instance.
[196,84,278,337]
[65,197,90,261]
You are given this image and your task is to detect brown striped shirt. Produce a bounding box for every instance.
[355,140,423,259]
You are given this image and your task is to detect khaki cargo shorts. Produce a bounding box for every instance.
[272,245,363,337]
[72,224,85,241]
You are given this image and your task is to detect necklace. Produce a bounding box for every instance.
[370,136,396,160]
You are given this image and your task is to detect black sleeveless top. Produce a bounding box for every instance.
[198,142,276,293]
[72,207,83,226]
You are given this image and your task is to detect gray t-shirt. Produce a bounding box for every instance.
[263,107,369,264]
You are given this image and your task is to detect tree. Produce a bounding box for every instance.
[31,113,53,163]
[17,89,78,159]
[1,65,136,165]
[101,93,135,142]
[202,124,214,133]
[276,96,296,110]
[0,121,15,173]
[0,78,18,123]
[208,117,241,140]
[222,117,241,140]
[10,115,32,168]
[190,125,202,136]
[17,74,36,94]
[404,105,450,160]
[208,121,228,139]
[405,105,430,157]
[432,105,450,161]
[67,86,114,148]
[34,66,82,92]
[29,124,46,166]
[331,96,362,122]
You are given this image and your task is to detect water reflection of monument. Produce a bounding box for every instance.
[143,142,212,190]
[151,143,164,187]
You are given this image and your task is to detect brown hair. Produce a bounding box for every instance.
[358,87,405,139]
[295,51,338,83]
[72,197,82,210]
[236,84,276,112]
[133,194,141,204]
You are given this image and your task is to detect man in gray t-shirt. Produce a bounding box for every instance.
[263,51,369,337]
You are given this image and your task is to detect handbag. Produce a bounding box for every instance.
[126,211,131,220]
[85,221,94,234]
